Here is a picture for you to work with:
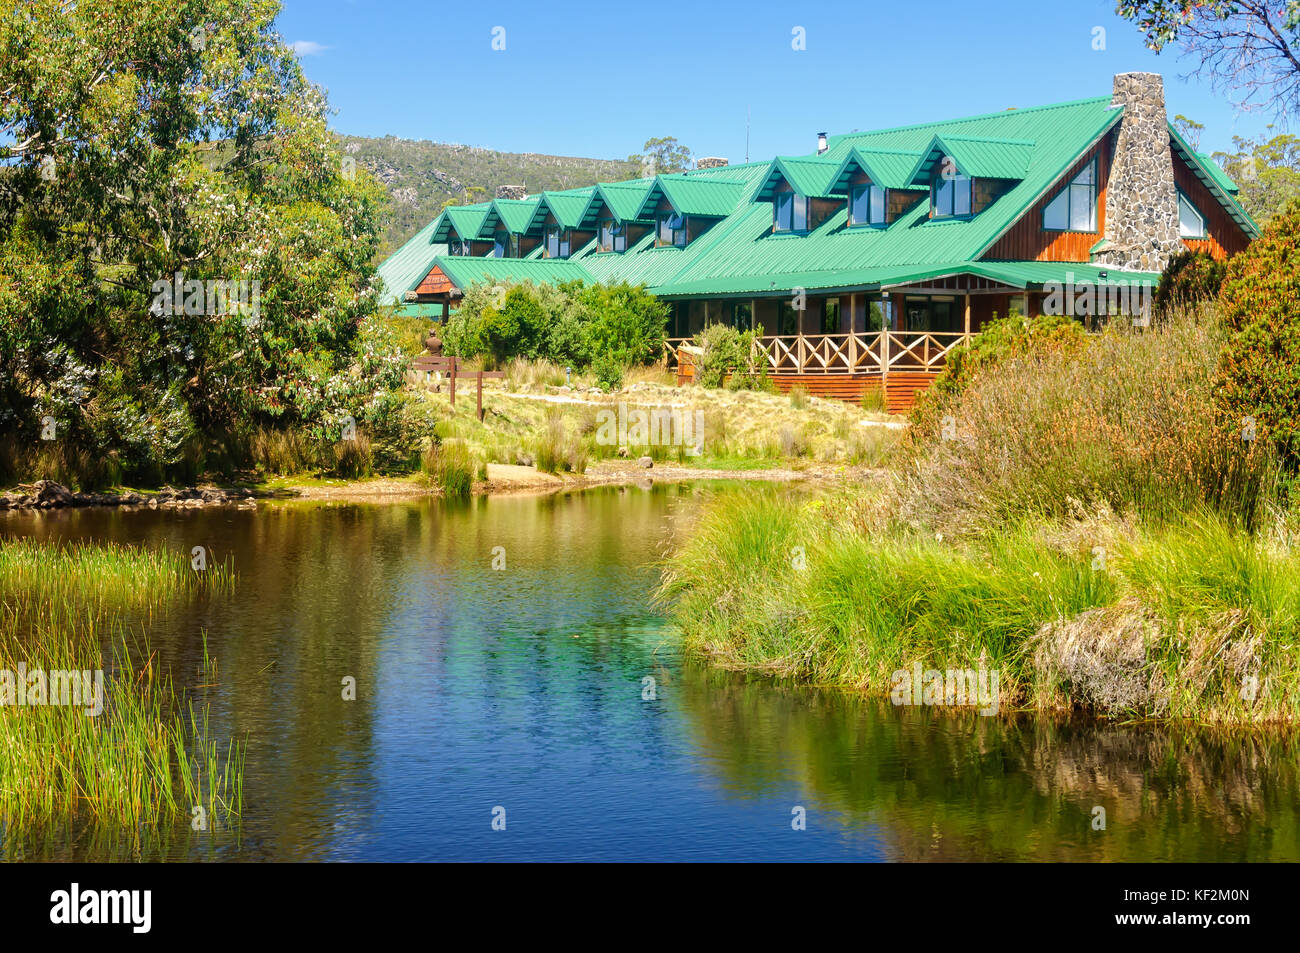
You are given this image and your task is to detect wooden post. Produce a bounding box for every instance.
[963,291,972,344]
[449,359,456,407]
[476,371,484,422]
[750,299,757,332]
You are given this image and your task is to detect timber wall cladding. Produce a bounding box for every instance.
[415,266,455,296]
[983,135,1111,262]
[765,372,936,413]
[1173,153,1251,259]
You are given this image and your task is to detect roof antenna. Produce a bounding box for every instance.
[746,105,750,164]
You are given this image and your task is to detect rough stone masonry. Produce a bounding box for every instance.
[1093,72,1184,273]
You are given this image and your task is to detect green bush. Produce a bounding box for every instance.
[1154,250,1228,317]
[591,353,625,391]
[1217,200,1300,470]
[693,324,755,388]
[421,439,477,500]
[441,279,665,373]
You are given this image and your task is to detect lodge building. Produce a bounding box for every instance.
[377,73,1257,411]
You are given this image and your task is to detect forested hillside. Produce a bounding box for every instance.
[337,135,639,256]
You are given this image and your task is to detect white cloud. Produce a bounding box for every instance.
[291,40,329,56]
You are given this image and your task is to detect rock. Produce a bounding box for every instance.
[617,447,629,458]
[516,453,535,468]
[200,487,226,503]
[32,480,74,507]
[637,456,654,469]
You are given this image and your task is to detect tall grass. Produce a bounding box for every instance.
[0,538,243,830]
[421,439,480,499]
[658,489,1300,723]
[896,311,1279,535]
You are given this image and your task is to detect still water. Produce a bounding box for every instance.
[3,485,1298,861]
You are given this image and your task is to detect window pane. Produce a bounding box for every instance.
[792,195,808,231]
[954,178,971,216]
[850,186,870,225]
[775,193,793,230]
[546,227,559,258]
[870,186,886,224]
[1043,189,1069,230]
[559,231,570,257]
[934,177,953,216]
[1075,162,1094,185]
[1069,184,1094,230]
[1179,194,1204,237]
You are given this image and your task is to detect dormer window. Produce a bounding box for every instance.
[931,169,972,219]
[449,239,472,256]
[493,230,516,258]
[1043,159,1097,232]
[1178,191,1207,238]
[657,211,686,248]
[849,184,886,227]
[774,192,809,232]
[599,218,626,252]
[544,225,570,258]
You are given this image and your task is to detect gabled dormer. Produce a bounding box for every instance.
[827,148,927,228]
[430,204,493,256]
[476,197,543,258]
[634,175,745,248]
[754,157,841,234]
[905,135,1033,220]
[525,188,599,259]
[588,180,655,253]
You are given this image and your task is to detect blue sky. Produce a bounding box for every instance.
[278,0,1277,162]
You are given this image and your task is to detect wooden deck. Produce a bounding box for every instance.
[667,330,964,412]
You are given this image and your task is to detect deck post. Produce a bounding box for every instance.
[963,291,972,343]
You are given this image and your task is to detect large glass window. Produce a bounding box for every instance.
[822,298,841,334]
[657,211,686,247]
[545,226,570,258]
[598,219,626,252]
[730,301,752,331]
[849,184,887,227]
[1178,192,1207,238]
[774,192,809,232]
[778,301,800,335]
[1043,160,1097,231]
[931,171,972,218]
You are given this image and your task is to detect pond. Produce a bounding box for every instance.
[2,486,1297,861]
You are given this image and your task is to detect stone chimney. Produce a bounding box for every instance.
[1092,72,1182,272]
[695,156,729,169]
[495,184,527,200]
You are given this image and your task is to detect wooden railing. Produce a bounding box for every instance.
[746,331,968,375]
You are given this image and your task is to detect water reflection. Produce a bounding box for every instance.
[2,487,1297,861]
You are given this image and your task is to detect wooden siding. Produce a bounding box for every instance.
[1173,153,1252,259]
[414,265,455,297]
[983,134,1110,261]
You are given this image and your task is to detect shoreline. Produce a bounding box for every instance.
[0,461,877,513]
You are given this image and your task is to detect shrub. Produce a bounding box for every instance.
[788,386,810,410]
[591,353,625,391]
[1154,250,1228,317]
[693,324,754,388]
[1216,200,1300,471]
[897,312,1278,535]
[910,312,1090,438]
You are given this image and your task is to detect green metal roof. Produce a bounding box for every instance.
[476,197,541,238]
[595,180,654,222]
[431,255,591,290]
[430,203,492,242]
[754,156,840,201]
[527,187,599,231]
[906,134,1036,185]
[376,216,450,305]
[828,148,926,193]
[1196,151,1239,194]
[377,91,1258,305]
[635,174,748,219]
